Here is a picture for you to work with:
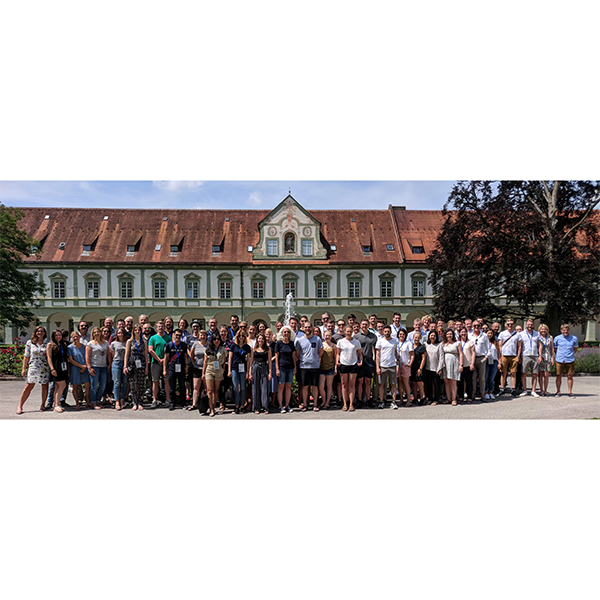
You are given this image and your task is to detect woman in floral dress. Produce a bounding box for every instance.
[16,326,50,414]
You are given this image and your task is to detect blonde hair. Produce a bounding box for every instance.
[90,326,104,344]
[538,323,550,336]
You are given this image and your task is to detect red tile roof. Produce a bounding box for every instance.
[389,207,446,263]
[19,206,443,265]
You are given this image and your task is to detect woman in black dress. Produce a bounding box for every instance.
[410,331,426,404]
[46,329,69,413]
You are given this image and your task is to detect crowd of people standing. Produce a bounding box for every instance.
[16,311,580,415]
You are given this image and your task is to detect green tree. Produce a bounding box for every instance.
[0,203,47,332]
[429,181,600,334]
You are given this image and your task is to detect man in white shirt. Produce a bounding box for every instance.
[469,321,490,400]
[375,326,399,409]
[517,319,540,397]
[319,312,331,335]
[390,312,406,338]
[498,319,519,396]
[77,321,91,345]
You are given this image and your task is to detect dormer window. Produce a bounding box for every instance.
[127,245,136,253]
[267,239,278,256]
[407,237,425,255]
[170,237,184,257]
[83,245,92,252]
[212,245,221,254]
[362,245,371,256]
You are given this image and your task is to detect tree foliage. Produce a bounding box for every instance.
[0,203,47,331]
[428,181,600,333]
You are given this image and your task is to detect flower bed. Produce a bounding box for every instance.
[0,338,25,377]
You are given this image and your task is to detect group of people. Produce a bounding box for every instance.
[16,311,580,415]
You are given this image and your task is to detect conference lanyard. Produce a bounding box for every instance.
[526,332,535,351]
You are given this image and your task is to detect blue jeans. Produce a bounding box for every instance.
[90,366,108,404]
[231,368,247,407]
[485,360,499,393]
[112,361,127,401]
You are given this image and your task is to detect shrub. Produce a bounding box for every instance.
[574,347,600,374]
[0,337,25,376]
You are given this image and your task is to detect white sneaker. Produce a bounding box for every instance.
[531,390,540,397]
[489,393,495,400]
[280,407,286,413]
[391,401,398,410]
[519,391,528,397]
[484,393,490,400]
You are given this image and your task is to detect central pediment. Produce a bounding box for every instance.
[253,195,327,260]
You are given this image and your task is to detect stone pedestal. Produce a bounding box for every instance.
[585,319,598,342]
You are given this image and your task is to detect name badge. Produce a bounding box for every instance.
[214,361,220,370]
[175,363,182,373]
[61,361,67,371]
[238,363,245,373]
[135,359,142,369]
[525,349,535,356]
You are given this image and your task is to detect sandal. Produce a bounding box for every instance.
[313,407,320,412]
[16,408,23,415]
[94,405,102,410]
[555,393,562,397]
[342,406,348,411]
[186,405,196,411]
[568,393,575,398]
[452,400,458,406]
[349,406,355,411]
[54,406,64,413]
[301,406,307,412]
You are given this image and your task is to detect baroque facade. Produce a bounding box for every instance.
[8,195,599,341]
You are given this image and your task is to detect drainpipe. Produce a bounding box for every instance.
[240,265,245,320]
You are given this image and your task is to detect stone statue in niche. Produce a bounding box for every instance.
[284,232,295,253]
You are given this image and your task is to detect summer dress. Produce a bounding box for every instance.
[24,340,50,384]
[441,341,460,381]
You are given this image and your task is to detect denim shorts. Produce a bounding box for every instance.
[279,368,294,384]
[320,367,335,376]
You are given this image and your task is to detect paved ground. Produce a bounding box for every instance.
[2,377,599,419]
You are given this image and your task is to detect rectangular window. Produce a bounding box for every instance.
[317,281,329,299]
[302,240,313,256]
[82,244,92,252]
[381,280,393,298]
[348,280,361,299]
[362,245,371,256]
[413,280,425,297]
[87,280,99,299]
[154,280,166,299]
[212,245,221,254]
[267,239,278,256]
[187,281,199,299]
[53,280,65,299]
[252,281,264,299]
[284,280,296,298]
[120,280,133,299]
[170,245,178,256]
[412,246,425,254]
[127,245,136,253]
[220,281,231,300]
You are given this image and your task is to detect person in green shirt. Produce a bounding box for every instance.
[148,320,172,408]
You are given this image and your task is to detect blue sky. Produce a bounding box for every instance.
[0,181,456,211]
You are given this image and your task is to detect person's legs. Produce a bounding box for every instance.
[340,373,349,409]
[476,357,486,398]
[46,381,55,408]
[348,373,357,409]
[261,370,269,412]
[325,374,334,406]
[17,382,35,413]
[567,374,574,395]
[284,383,292,409]
[555,366,563,394]
[231,369,240,407]
[53,380,66,409]
[112,363,122,407]
[318,375,326,408]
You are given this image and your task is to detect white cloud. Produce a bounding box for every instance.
[247,191,262,206]
[152,181,204,192]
